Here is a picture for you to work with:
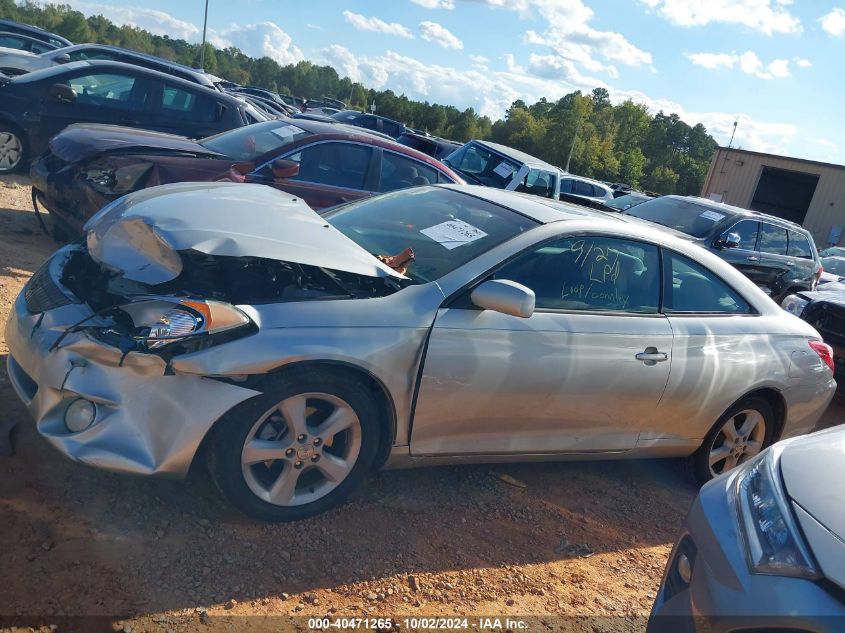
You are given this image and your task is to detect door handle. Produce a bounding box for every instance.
[785,260,795,266]
[746,256,759,261]
[636,351,668,362]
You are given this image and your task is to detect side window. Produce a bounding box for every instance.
[574,180,596,197]
[516,170,554,198]
[286,142,373,189]
[0,34,24,49]
[359,116,379,131]
[378,152,439,192]
[66,73,148,111]
[665,251,752,314]
[494,236,660,313]
[382,121,403,137]
[787,230,814,259]
[758,223,788,255]
[559,178,574,194]
[726,219,759,250]
[160,84,218,122]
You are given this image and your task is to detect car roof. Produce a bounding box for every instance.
[469,139,559,171]
[438,184,626,225]
[265,118,462,176]
[0,19,71,46]
[55,44,207,73]
[11,59,243,103]
[659,195,810,232]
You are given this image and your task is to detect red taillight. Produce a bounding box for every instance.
[809,340,835,371]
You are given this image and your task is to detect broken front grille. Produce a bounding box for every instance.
[24,261,73,314]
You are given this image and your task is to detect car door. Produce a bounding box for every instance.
[149,81,226,137]
[36,69,151,150]
[410,234,673,456]
[757,222,792,297]
[262,141,377,210]
[643,250,759,450]
[713,219,771,286]
[376,148,446,192]
[786,229,817,290]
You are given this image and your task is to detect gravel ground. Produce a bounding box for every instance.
[0,174,842,633]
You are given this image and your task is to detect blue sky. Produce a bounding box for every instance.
[64,0,843,163]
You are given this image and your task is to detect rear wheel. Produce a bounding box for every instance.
[208,370,381,521]
[0,125,26,174]
[689,396,774,485]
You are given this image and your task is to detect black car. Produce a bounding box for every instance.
[396,131,461,160]
[0,31,61,54]
[0,18,71,49]
[625,195,822,301]
[330,110,406,138]
[0,44,220,89]
[0,59,266,173]
[782,284,845,375]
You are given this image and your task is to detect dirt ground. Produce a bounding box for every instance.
[1,174,842,633]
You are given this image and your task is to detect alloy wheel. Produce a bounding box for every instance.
[241,392,362,506]
[0,131,22,171]
[708,408,766,477]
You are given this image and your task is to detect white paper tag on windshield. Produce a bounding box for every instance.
[421,220,488,250]
[271,124,306,139]
[493,161,515,179]
[700,210,725,222]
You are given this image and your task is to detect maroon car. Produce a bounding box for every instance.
[30,118,463,239]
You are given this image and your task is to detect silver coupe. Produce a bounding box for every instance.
[5,183,836,520]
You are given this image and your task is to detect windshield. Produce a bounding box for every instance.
[822,257,845,276]
[200,120,310,160]
[624,197,728,238]
[820,247,845,258]
[325,187,539,283]
[443,143,520,188]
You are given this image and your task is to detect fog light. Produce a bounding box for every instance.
[64,398,96,432]
[677,552,693,585]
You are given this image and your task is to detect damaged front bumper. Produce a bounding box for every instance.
[4,248,260,477]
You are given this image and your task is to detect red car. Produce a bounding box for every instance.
[30,118,463,239]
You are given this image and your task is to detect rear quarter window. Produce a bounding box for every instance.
[787,230,814,259]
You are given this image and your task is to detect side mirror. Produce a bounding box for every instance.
[271,158,299,180]
[55,53,71,64]
[470,279,535,318]
[717,231,741,249]
[49,83,76,103]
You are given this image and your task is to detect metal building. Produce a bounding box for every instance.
[701,147,845,248]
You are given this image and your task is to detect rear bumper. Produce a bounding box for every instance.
[4,248,259,477]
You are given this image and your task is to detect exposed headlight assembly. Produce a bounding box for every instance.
[86,162,153,195]
[733,450,819,578]
[781,294,809,316]
[99,298,253,353]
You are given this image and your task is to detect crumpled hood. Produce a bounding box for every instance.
[780,426,845,543]
[84,182,405,283]
[49,124,222,163]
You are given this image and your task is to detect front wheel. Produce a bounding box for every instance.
[0,125,26,174]
[689,396,774,486]
[208,369,381,521]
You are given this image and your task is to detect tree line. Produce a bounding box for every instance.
[1,1,717,194]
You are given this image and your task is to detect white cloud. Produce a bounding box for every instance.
[210,22,303,65]
[306,23,324,31]
[809,137,838,150]
[640,0,801,35]
[820,8,845,36]
[686,50,798,79]
[419,21,463,49]
[64,1,200,40]
[794,57,812,68]
[343,10,414,39]
[410,0,455,8]
[469,54,490,64]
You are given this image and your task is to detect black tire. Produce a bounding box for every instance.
[0,123,27,174]
[208,368,381,522]
[688,395,775,486]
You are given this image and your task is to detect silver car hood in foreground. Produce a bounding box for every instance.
[84,182,405,284]
[780,427,845,588]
